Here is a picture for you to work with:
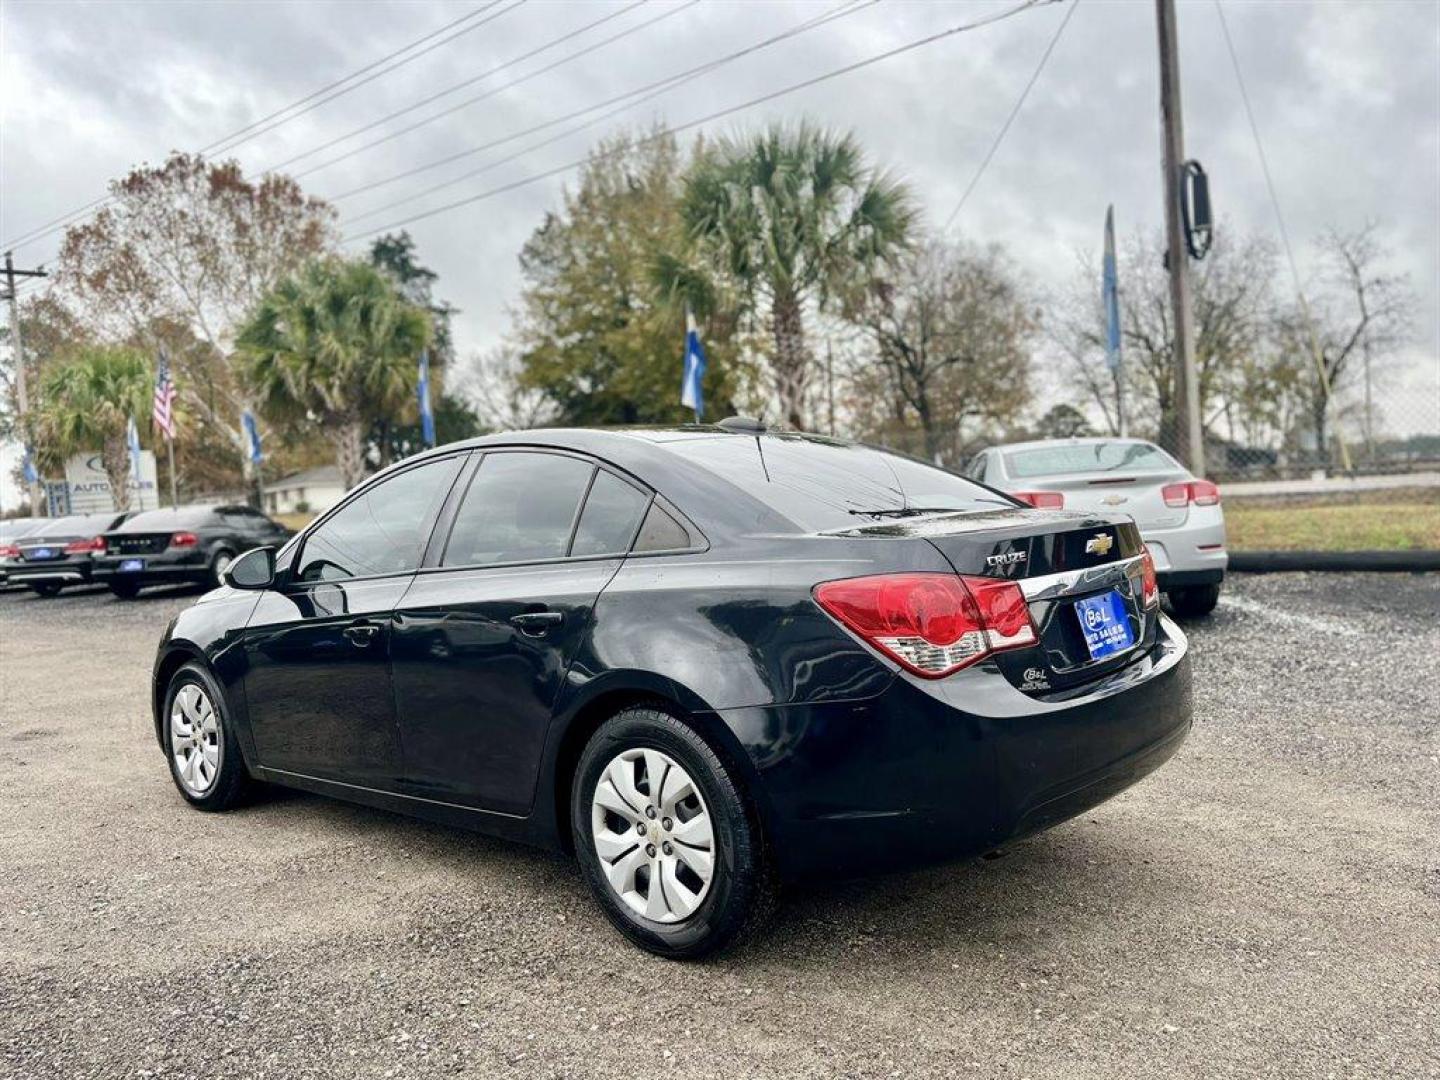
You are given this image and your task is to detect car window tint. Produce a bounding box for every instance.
[632,501,691,552]
[298,457,462,581]
[443,452,592,567]
[571,471,649,557]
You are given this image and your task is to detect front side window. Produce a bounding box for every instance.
[297,456,462,581]
[443,452,593,567]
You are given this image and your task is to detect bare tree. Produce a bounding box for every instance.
[1051,228,1277,445]
[1273,223,1411,463]
[54,153,336,467]
[460,346,557,433]
[849,240,1034,465]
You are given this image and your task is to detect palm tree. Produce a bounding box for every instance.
[236,257,433,489]
[669,123,914,429]
[36,346,152,512]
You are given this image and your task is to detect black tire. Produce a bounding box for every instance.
[1168,583,1220,618]
[162,661,250,811]
[28,581,63,598]
[571,707,773,960]
[208,549,236,589]
[108,579,141,599]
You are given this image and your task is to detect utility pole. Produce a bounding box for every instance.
[1155,0,1205,476]
[3,251,49,513]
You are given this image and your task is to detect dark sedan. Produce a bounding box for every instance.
[5,512,131,596]
[0,516,50,588]
[151,424,1192,958]
[96,504,291,598]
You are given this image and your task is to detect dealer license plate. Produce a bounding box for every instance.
[1075,589,1135,661]
[118,558,145,573]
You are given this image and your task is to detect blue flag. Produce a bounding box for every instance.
[126,416,143,480]
[1103,205,1122,373]
[418,350,436,447]
[241,410,263,465]
[680,309,707,422]
[21,445,39,485]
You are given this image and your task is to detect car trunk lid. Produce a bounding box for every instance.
[1019,469,1191,530]
[106,532,174,556]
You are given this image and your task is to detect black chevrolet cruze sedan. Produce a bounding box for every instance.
[151,423,1191,957]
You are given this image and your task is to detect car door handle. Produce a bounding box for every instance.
[343,623,379,647]
[509,611,564,636]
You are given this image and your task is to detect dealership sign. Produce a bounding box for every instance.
[59,451,160,514]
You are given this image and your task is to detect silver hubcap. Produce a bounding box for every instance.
[171,683,221,796]
[590,748,715,924]
[213,554,232,583]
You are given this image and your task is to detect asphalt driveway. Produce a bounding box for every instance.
[1,573,1436,1078]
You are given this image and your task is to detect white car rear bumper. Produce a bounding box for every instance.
[1139,505,1227,588]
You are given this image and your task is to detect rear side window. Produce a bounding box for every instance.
[571,471,649,557]
[632,501,691,552]
[443,452,592,567]
[298,456,462,581]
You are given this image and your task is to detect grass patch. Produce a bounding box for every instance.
[275,512,316,532]
[1226,494,1440,551]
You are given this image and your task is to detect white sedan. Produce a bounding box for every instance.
[966,437,1226,616]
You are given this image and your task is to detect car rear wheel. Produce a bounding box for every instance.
[28,582,63,598]
[109,580,141,599]
[572,707,772,959]
[163,662,249,811]
[1168,583,1220,618]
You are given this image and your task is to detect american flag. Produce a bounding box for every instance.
[152,349,177,439]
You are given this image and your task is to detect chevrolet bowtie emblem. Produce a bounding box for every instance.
[1085,533,1114,556]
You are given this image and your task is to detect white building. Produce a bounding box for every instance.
[263,465,346,517]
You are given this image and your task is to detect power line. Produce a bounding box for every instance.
[343,0,1057,244]
[263,0,656,177]
[290,0,702,184]
[942,0,1076,231]
[202,3,507,157]
[0,1,516,252]
[1213,0,1351,471]
[333,0,875,212]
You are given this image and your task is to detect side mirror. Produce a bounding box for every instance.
[224,546,275,590]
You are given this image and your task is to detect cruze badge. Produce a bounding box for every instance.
[986,550,1027,568]
[1085,533,1114,556]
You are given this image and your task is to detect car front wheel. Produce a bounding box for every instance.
[572,707,772,959]
[163,662,249,810]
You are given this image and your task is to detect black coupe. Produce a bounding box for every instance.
[151,424,1192,957]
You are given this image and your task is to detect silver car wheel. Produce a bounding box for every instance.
[212,552,233,585]
[171,683,222,797]
[590,747,715,924]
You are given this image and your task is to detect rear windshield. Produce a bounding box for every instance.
[1004,441,1177,479]
[116,506,218,531]
[0,519,43,542]
[671,434,1009,530]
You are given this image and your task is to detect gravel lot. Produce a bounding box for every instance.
[1,573,1436,1079]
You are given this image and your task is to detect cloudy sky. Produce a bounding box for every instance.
[1,0,1437,505]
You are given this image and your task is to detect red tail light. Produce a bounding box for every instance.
[0,544,19,558]
[171,532,199,548]
[1162,480,1221,508]
[64,536,106,554]
[1140,547,1159,609]
[1013,491,1065,510]
[813,572,1037,679]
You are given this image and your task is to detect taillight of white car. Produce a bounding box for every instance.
[1162,480,1221,508]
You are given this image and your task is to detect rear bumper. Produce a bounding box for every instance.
[5,562,96,586]
[1141,507,1227,585]
[93,554,209,587]
[720,617,1192,882]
